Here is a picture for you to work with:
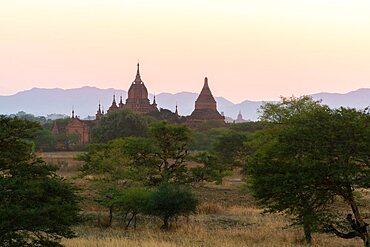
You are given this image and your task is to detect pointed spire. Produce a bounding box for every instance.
[153,95,156,104]
[72,106,75,119]
[96,102,103,120]
[107,94,118,113]
[175,103,179,116]
[134,62,142,84]
[119,95,124,107]
[204,77,209,88]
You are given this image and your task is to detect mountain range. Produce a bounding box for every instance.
[0,87,369,121]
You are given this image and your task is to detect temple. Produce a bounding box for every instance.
[107,63,158,114]
[56,67,229,148]
[64,109,98,145]
[234,111,247,123]
[186,77,225,127]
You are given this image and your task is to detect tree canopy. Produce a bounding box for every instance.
[0,116,81,247]
[247,97,370,246]
[91,109,152,143]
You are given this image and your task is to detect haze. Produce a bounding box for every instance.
[1,0,370,102]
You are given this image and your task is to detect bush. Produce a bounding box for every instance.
[114,187,153,229]
[146,183,198,230]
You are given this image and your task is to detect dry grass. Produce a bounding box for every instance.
[63,213,362,247]
[41,151,367,247]
[40,151,84,177]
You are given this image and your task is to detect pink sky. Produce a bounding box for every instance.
[1,0,370,102]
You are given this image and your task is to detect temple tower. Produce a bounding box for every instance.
[187,77,225,128]
[124,63,158,114]
[107,95,118,113]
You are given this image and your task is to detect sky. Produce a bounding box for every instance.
[1,0,370,103]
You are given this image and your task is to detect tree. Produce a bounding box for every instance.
[146,183,198,230]
[0,116,40,170]
[213,130,249,167]
[0,116,81,247]
[146,108,186,124]
[248,97,370,246]
[113,187,152,229]
[190,152,232,184]
[34,128,57,151]
[91,108,151,143]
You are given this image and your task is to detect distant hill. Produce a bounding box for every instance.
[0,87,369,121]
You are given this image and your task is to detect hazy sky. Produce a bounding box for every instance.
[1,0,370,102]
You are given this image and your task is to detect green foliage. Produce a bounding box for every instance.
[189,127,230,151]
[79,139,138,182]
[213,130,249,167]
[0,116,81,247]
[196,120,226,132]
[190,152,232,184]
[0,163,81,247]
[81,121,193,185]
[34,128,57,151]
[248,97,370,245]
[113,187,153,229]
[229,121,265,133]
[0,116,40,169]
[146,183,198,230]
[146,108,186,124]
[91,108,151,143]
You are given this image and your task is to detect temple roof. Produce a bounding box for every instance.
[134,63,143,84]
[194,77,217,111]
[127,63,149,100]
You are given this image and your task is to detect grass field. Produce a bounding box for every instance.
[42,152,367,247]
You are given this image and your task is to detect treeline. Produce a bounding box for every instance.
[1,96,369,247]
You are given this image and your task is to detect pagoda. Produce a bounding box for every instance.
[107,63,158,114]
[187,77,225,127]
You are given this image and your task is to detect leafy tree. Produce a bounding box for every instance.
[213,130,249,167]
[248,97,370,246]
[34,128,57,151]
[113,187,153,229]
[146,108,186,124]
[0,116,80,247]
[189,127,230,151]
[196,120,226,132]
[229,121,265,133]
[91,108,151,143]
[146,183,198,230]
[0,116,40,169]
[190,152,232,184]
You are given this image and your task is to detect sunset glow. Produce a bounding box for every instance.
[1,0,370,102]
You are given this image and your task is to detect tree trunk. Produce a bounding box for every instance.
[303,222,312,244]
[125,213,135,229]
[109,206,113,227]
[347,192,370,247]
[162,215,170,230]
[134,215,137,229]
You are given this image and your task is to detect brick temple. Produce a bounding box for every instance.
[186,77,225,127]
[107,63,158,114]
[57,66,226,146]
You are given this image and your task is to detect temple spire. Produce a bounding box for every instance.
[119,95,124,107]
[204,77,209,88]
[175,103,179,116]
[134,62,142,84]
